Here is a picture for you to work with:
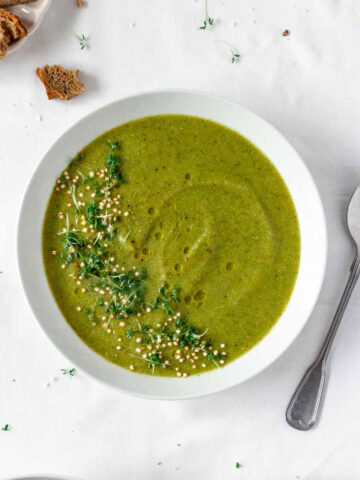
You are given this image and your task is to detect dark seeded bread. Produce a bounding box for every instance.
[36,64,85,100]
[0,0,36,6]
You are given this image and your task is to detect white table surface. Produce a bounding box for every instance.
[1,0,360,479]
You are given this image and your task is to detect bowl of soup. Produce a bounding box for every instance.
[17,90,327,399]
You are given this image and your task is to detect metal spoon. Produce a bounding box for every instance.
[286,185,360,430]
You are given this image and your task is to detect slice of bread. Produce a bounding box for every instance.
[0,1,35,6]
[0,8,27,39]
[0,24,10,60]
[0,8,27,60]
[36,64,85,100]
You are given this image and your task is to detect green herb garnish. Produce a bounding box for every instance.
[236,462,242,469]
[75,33,89,50]
[53,137,229,378]
[216,40,240,64]
[199,0,214,30]
[147,351,162,374]
[231,52,240,63]
[1,424,9,431]
[106,141,124,183]
[61,368,76,377]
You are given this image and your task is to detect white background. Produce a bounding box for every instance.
[1,0,360,479]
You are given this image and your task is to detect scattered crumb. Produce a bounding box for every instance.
[77,0,86,7]
[37,115,43,122]
[12,378,15,382]
[177,443,181,447]
[232,21,237,28]
[157,462,162,466]
[129,22,136,28]
[282,29,290,37]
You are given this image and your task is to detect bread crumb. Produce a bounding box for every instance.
[77,0,86,7]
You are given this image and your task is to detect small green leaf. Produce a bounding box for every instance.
[200,20,207,30]
[61,368,76,378]
[75,33,89,50]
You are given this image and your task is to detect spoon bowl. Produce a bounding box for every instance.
[348,186,360,245]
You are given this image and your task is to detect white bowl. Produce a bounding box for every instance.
[7,0,52,55]
[6,476,80,480]
[17,90,327,400]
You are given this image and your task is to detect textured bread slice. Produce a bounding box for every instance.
[0,8,27,60]
[0,24,10,60]
[36,64,85,100]
[0,8,27,40]
[0,0,35,6]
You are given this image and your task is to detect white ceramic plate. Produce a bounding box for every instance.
[17,90,327,400]
[7,0,52,54]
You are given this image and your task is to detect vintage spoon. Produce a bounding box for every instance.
[286,185,360,430]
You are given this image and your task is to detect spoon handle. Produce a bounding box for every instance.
[286,253,360,431]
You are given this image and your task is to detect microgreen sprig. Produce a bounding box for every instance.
[216,40,240,64]
[1,424,9,431]
[106,140,124,183]
[75,33,89,50]
[61,368,76,378]
[199,0,214,30]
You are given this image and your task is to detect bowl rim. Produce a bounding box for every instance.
[4,476,81,480]
[17,89,327,400]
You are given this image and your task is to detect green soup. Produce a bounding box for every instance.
[42,115,300,377]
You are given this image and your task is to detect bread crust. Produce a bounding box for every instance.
[0,24,9,60]
[36,66,56,99]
